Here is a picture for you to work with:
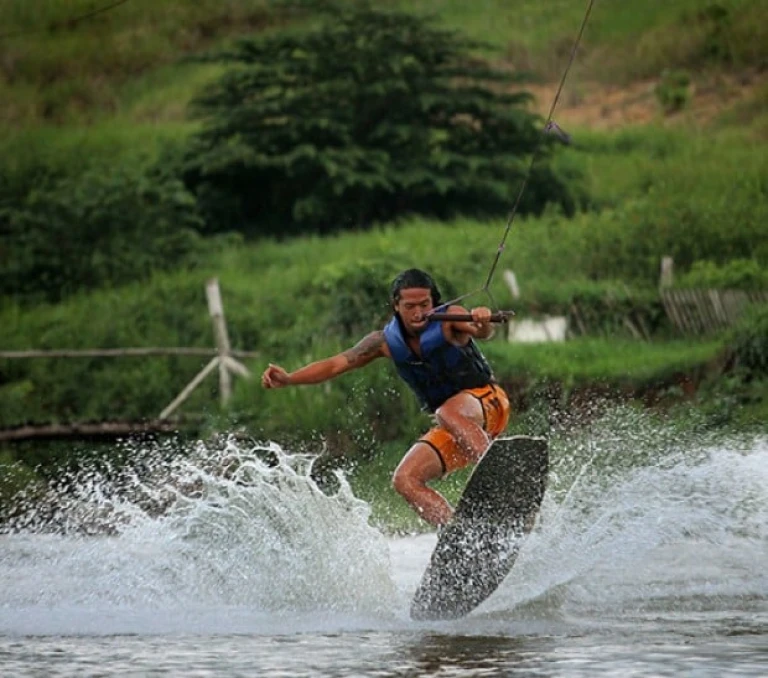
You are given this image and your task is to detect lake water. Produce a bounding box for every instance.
[2,420,767,676]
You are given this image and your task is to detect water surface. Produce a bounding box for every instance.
[2,425,767,676]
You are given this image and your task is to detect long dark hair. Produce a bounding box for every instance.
[390,268,442,306]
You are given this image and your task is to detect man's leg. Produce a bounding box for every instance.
[434,391,490,464]
[392,390,502,526]
[392,442,453,526]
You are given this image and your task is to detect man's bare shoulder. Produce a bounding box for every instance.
[341,330,390,367]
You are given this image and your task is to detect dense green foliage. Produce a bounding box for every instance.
[1,121,765,433]
[0,195,755,436]
[726,305,768,376]
[677,259,768,290]
[562,129,768,283]
[1,124,766,430]
[0,3,586,304]
[1,156,205,303]
[182,3,576,235]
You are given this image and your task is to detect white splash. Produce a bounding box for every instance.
[482,408,768,620]
[0,437,399,626]
[2,411,768,636]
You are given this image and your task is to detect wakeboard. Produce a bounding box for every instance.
[410,435,549,621]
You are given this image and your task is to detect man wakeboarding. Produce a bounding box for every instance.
[261,268,511,526]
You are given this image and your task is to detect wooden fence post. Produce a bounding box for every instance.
[503,269,521,299]
[158,279,251,420]
[659,256,674,289]
[159,357,220,420]
[206,278,233,405]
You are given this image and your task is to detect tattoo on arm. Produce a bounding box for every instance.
[343,331,384,367]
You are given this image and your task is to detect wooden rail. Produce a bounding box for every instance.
[0,420,184,443]
[0,348,260,359]
[0,278,257,442]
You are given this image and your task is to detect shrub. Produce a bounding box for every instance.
[726,305,768,376]
[677,259,768,290]
[655,69,691,114]
[182,2,578,236]
[1,157,205,303]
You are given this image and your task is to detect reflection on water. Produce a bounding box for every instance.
[1,419,768,676]
[402,633,550,676]
[1,631,767,677]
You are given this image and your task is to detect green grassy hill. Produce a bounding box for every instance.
[1,0,766,129]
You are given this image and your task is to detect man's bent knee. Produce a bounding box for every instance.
[392,443,444,497]
[391,447,454,526]
[391,465,413,499]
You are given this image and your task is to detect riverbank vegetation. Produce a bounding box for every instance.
[1,0,767,524]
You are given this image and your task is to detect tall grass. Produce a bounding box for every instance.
[408,0,768,82]
[0,256,724,429]
[1,0,766,125]
[0,0,275,124]
[0,121,189,171]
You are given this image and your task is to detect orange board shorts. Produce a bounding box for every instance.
[420,383,511,476]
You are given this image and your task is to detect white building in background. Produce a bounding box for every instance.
[502,269,568,343]
[507,316,568,343]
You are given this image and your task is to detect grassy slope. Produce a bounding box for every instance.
[0,0,272,125]
[1,0,766,127]
[0,212,731,429]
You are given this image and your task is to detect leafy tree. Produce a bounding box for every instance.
[182,2,578,236]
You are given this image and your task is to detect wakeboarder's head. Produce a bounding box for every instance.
[390,268,442,336]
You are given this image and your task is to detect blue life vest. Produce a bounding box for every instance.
[383,312,494,412]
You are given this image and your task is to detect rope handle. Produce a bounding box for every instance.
[427,311,514,323]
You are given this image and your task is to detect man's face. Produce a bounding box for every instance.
[394,287,434,336]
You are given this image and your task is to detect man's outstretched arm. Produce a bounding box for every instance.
[262,331,387,389]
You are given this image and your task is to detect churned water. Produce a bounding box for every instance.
[1,412,767,677]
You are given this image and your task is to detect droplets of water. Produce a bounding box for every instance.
[489,407,768,618]
[2,408,767,633]
[0,437,398,617]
